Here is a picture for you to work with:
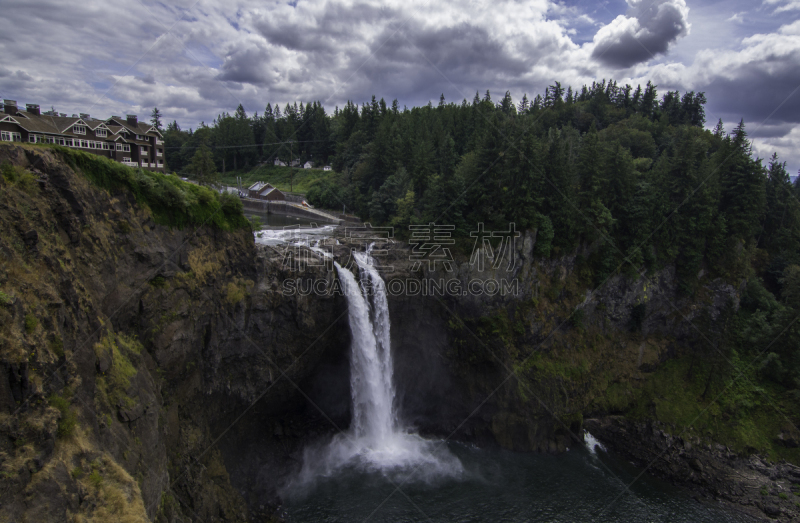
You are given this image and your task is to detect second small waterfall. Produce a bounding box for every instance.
[292,243,462,486]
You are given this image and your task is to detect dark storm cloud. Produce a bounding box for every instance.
[591,0,690,68]
[703,64,800,127]
[217,41,275,84]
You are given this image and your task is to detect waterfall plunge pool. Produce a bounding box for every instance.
[281,437,753,522]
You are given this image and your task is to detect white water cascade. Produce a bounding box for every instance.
[292,244,462,486]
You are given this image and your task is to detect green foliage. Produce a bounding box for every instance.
[24,314,38,334]
[94,333,142,411]
[0,291,11,305]
[49,335,64,358]
[49,393,78,438]
[188,144,218,186]
[149,276,167,288]
[1,161,38,194]
[248,215,263,230]
[57,147,248,231]
[225,281,247,304]
[570,307,585,331]
[88,470,103,489]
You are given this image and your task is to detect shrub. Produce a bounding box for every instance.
[88,470,103,488]
[50,335,64,358]
[225,281,246,304]
[49,393,78,438]
[1,161,38,194]
[24,314,38,334]
[94,333,142,410]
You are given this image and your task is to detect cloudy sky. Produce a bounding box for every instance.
[1,0,799,172]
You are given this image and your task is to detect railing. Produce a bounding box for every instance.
[141,161,148,167]
[155,139,163,145]
[122,161,137,167]
[156,151,162,157]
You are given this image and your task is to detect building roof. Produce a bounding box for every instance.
[3,107,163,145]
[105,116,163,138]
[248,181,274,192]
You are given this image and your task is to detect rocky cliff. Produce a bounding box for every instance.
[0,144,349,522]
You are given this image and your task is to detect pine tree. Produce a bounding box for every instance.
[719,120,767,244]
[518,94,529,113]
[150,107,163,130]
[189,144,218,186]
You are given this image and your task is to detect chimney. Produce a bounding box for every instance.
[79,113,90,120]
[59,113,67,117]
[26,104,40,116]
[3,99,17,115]
[126,114,138,126]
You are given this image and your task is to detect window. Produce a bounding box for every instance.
[79,140,89,148]
[141,147,147,154]
[29,134,38,143]
[136,134,144,140]
[95,128,107,137]
[1,131,22,142]
[58,137,74,147]
[72,125,86,135]
[116,143,130,152]
[122,157,131,163]
[156,149,162,157]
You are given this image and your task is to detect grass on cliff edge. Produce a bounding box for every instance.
[53,146,250,231]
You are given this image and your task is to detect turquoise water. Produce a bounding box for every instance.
[282,439,751,522]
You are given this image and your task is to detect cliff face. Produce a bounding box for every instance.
[0,144,349,522]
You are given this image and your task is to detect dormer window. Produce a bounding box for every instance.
[72,125,86,135]
[95,128,107,137]
[136,134,144,140]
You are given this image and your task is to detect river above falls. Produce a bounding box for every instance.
[281,436,752,522]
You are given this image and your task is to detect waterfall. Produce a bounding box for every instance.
[291,243,462,488]
[337,247,395,444]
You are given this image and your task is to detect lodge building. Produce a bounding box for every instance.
[0,99,165,173]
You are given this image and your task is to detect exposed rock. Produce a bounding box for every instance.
[586,416,800,522]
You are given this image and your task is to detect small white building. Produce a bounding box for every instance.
[323,165,332,171]
[274,158,286,166]
[303,161,313,169]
